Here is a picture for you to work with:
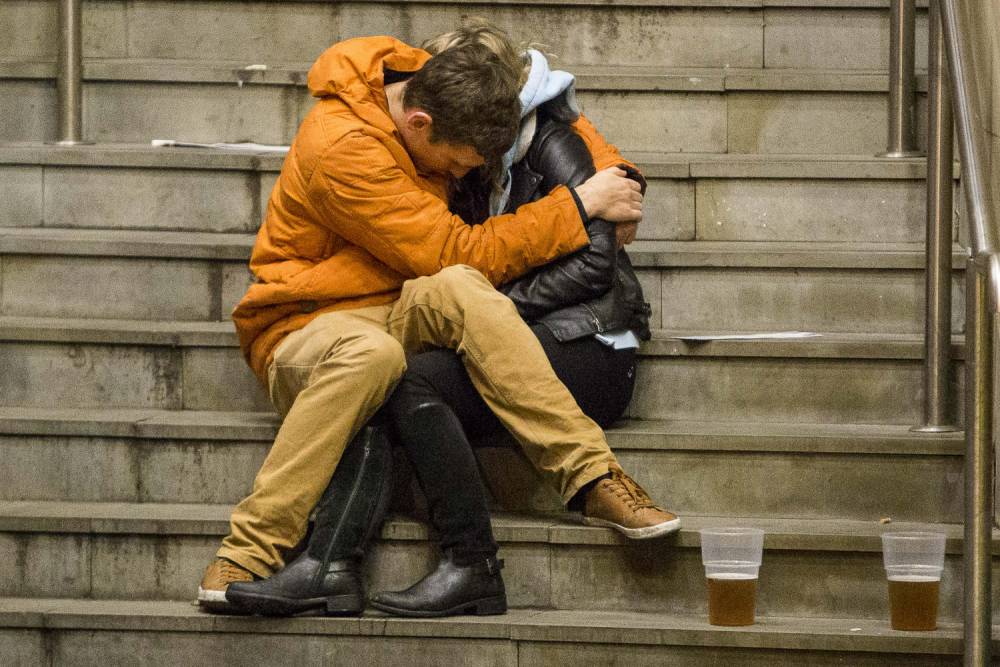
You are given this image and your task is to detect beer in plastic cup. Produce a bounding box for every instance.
[700,527,765,626]
[881,531,945,631]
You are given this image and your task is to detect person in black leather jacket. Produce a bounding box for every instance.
[367,25,676,619]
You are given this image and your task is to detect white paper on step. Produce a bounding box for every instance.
[151,139,289,153]
[673,331,821,341]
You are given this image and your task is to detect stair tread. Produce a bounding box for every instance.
[0,227,969,268]
[0,597,984,653]
[0,143,953,179]
[0,407,964,454]
[0,501,991,551]
[0,316,966,360]
[0,59,935,93]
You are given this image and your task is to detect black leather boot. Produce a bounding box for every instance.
[369,550,507,618]
[226,424,393,616]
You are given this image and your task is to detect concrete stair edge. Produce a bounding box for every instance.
[0,599,983,656]
[0,502,990,553]
[0,143,957,180]
[0,317,968,361]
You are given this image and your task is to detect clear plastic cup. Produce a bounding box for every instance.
[700,527,765,626]
[881,531,946,631]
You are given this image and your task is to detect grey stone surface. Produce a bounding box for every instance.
[1,255,219,321]
[83,82,299,145]
[0,0,126,60]
[89,534,218,600]
[614,448,963,522]
[336,5,762,68]
[638,179,696,241]
[0,533,90,598]
[52,630,517,666]
[0,436,137,502]
[0,166,42,227]
[634,269,662,329]
[259,172,279,221]
[220,264,254,319]
[0,342,182,410]
[695,179,937,243]
[0,629,46,666]
[546,543,980,621]
[628,356,932,424]
[0,81,55,142]
[728,92,889,154]
[764,7,929,70]
[181,348,272,412]
[136,439,264,504]
[43,166,259,233]
[516,642,959,667]
[658,268,964,334]
[577,91,727,153]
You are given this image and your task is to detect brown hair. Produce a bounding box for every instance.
[403,42,520,169]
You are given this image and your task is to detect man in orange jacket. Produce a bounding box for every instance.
[198,35,678,612]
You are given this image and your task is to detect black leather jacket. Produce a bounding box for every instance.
[452,115,651,342]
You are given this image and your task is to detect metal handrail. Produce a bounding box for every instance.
[935,1,997,664]
[54,0,89,145]
[881,0,923,157]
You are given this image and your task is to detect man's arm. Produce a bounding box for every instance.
[308,132,631,286]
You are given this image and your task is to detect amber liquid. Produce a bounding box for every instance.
[887,577,939,631]
[706,575,757,626]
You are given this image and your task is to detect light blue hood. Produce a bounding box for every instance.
[490,50,580,216]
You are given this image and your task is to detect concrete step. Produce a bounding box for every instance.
[0,145,958,243]
[0,503,994,622]
[0,408,965,522]
[1,77,933,154]
[2,1,928,70]
[1,599,989,667]
[0,226,969,332]
[0,317,964,423]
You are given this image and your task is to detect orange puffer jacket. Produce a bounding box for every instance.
[233,36,628,383]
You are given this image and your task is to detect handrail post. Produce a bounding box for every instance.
[54,0,91,145]
[912,0,957,433]
[964,258,993,667]
[879,0,923,158]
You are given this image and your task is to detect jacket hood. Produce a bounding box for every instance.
[307,36,430,133]
[491,50,580,215]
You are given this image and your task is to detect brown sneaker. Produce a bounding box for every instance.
[197,557,256,613]
[583,465,681,539]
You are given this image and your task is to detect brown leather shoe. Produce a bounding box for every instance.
[583,465,681,539]
[197,557,256,613]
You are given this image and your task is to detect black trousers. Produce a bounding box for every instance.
[385,323,637,562]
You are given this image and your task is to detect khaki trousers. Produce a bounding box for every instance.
[218,265,617,576]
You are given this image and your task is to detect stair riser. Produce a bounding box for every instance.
[0,341,962,424]
[2,164,949,244]
[1,4,930,70]
[1,628,964,667]
[0,256,964,334]
[0,435,964,523]
[0,530,992,621]
[630,357,962,425]
[1,80,930,154]
[643,268,964,335]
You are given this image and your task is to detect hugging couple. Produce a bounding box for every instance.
[198,20,680,618]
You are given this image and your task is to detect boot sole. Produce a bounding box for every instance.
[225,590,363,617]
[196,587,252,616]
[583,516,681,539]
[369,595,507,618]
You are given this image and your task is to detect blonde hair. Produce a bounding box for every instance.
[422,19,531,90]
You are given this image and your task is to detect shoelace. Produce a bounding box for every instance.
[219,560,252,582]
[605,469,655,510]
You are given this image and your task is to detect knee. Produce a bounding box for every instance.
[427,264,490,297]
[346,331,407,385]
